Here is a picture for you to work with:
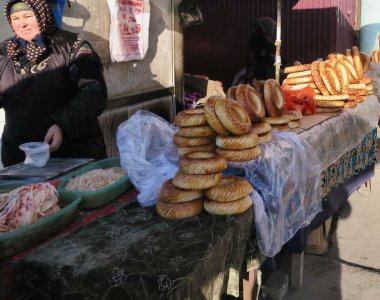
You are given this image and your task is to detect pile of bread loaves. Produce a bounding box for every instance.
[227,79,302,131]
[156,151,254,219]
[282,46,373,113]
[174,98,269,162]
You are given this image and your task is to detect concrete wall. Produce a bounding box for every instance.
[61,0,179,102]
[0,8,12,42]
[0,0,184,157]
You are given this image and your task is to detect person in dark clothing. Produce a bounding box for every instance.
[0,0,107,167]
[235,17,295,86]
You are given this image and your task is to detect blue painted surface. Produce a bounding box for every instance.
[46,0,66,28]
[360,0,380,55]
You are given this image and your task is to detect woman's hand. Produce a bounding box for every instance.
[44,124,63,152]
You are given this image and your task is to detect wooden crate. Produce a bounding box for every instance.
[305,217,332,255]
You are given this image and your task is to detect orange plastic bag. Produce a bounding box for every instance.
[281,84,316,115]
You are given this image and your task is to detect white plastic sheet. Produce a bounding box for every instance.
[116,110,179,207]
[229,131,322,257]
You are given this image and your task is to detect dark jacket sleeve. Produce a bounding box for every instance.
[49,43,107,140]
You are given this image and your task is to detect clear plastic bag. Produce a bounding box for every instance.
[230,131,322,257]
[116,110,179,207]
[19,142,50,167]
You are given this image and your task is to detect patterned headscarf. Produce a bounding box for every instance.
[4,0,58,67]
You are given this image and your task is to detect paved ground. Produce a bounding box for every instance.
[282,132,380,300]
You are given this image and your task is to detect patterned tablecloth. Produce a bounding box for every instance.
[0,189,263,300]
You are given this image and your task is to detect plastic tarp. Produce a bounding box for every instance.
[370,62,380,102]
[116,110,322,257]
[229,131,322,257]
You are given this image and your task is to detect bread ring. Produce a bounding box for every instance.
[286,70,312,78]
[258,131,272,143]
[371,50,377,63]
[156,198,203,219]
[282,76,314,85]
[361,75,372,84]
[347,88,368,96]
[172,171,222,190]
[360,52,371,73]
[288,120,301,128]
[235,84,266,122]
[337,54,359,82]
[173,133,214,147]
[175,108,207,127]
[308,82,317,89]
[326,53,337,60]
[344,100,357,108]
[316,107,343,113]
[349,83,366,89]
[366,84,373,91]
[253,80,265,97]
[352,46,363,78]
[314,94,349,101]
[315,100,345,108]
[319,61,337,95]
[216,146,262,162]
[214,98,251,135]
[264,79,285,117]
[325,63,342,94]
[371,50,380,63]
[346,49,354,65]
[177,143,216,156]
[251,122,272,135]
[177,125,215,137]
[354,95,366,103]
[204,196,252,215]
[283,110,302,121]
[271,123,290,131]
[311,61,329,96]
[313,89,321,94]
[335,61,350,92]
[264,115,290,125]
[179,151,227,174]
[205,176,253,202]
[203,97,230,136]
[284,64,311,74]
[159,180,204,203]
[226,86,237,100]
[216,129,259,150]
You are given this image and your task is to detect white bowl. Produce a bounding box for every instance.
[19,142,50,167]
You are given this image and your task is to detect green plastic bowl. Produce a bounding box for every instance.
[0,187,81,260]
[57,157,131,210]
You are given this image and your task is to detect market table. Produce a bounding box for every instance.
[0,95,378,299]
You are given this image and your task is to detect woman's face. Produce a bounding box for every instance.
[10,10,40,42]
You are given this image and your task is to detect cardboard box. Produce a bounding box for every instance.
[184,74,226,99]
[305,217,332,255]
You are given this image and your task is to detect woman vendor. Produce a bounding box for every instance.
[0,0,107,167]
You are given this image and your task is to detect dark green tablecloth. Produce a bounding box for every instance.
[0,189,263,300]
